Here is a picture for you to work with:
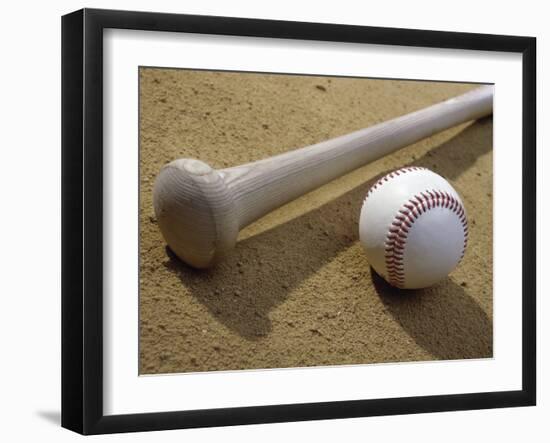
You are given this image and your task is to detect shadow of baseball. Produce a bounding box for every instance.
[371,271,492,360]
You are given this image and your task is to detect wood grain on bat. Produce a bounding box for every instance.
[153,85,493,268]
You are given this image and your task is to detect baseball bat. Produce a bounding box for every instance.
[153,85,493,268]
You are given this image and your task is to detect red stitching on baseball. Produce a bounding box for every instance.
[384,190,468,288]
[365,167,428,199]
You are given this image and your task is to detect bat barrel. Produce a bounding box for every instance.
[153,159,240,268]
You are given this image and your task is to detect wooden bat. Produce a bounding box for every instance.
[153,85,493,269]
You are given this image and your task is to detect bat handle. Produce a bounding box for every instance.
[222,85,493,229]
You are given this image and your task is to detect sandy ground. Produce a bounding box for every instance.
[139,68,493,375]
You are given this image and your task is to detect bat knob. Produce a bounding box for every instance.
[153,158,239,268]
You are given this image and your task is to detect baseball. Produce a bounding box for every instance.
[359,167,468,289]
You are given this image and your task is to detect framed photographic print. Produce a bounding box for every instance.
[61,8,536,435]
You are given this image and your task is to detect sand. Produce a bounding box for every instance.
[139,68,493,375]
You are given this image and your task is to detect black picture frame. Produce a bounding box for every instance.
[61,8,536,435]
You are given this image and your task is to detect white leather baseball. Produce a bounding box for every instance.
[359,167,468,289]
